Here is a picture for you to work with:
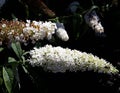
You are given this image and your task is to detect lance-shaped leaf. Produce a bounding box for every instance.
[3,67,14,93]
[8,57,19,70]
[8,57,16,63]
[11,42,23,59]
[14,67,21,89]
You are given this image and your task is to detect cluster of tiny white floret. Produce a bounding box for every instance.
[84,10,104,34]
[23,20,57,44]
[0,20,58,46]
[28,45,119,74]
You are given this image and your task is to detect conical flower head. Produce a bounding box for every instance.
[28,45,119,74]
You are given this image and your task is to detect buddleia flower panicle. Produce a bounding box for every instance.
[0,19,57,46]
[84,10,104,34]
[28,45,119,74]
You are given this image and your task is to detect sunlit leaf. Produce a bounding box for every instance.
[11,42,23,59]
[21,56,25,64]
[3,67,14,93]
[8,57,16,63]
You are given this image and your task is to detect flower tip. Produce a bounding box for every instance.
[56,28,69,41]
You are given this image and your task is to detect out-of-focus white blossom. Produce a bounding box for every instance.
[56,28,69,41]
[84,10,104,34]
[28,45,119,74]
[2,24,6,27]
[55,22,69,41]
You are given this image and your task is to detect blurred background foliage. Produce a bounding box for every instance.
[0,0,120,93]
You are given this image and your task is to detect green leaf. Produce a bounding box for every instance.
[0,47,4,52]
[14,67,21,89]
[22,66,29,74]
[88,5,99,13]
[3,67,14,93]
[8,57,16,63]
[11,42,23,59]
[22,51,29,56]
[8,57,19,68]
[21,56,26,64]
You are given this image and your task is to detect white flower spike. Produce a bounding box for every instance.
[84,10,104,34]
[28,45,119,74]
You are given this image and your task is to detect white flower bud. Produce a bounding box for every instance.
[56,28,69,41]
